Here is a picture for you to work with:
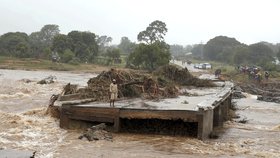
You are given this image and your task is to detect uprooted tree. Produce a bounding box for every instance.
[127,20,171,71]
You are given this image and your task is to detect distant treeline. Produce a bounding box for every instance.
[0,20,171,71]
[170,36,280,70]
[1,24,279,71]
[0,24,136,65]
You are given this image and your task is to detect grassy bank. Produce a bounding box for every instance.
[0,56,113,73]
[1,56,279,83]
[187,58,280,82]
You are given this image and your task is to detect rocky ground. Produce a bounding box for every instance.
[235,81,280,103]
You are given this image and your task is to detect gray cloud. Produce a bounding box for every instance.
[0,0,279,45]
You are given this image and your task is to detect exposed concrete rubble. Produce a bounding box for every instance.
[78,123,113,141]
[239,82,280,103]
[232,86,246,99]
[257,96,280,103]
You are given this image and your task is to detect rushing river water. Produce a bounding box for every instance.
[0,69,279,158]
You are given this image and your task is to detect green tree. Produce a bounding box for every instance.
[128,20,170,70]
[97,35,112,54]
[15,42,30,58]
[0,32,30,57]
[169,44,185,57]
[29,31,43,58]
[105,47,121,65]
[40,24,60,46]
[61,49,75,63]
[260,41,279,55]
[248,42,274,66]
[232,45,250,65]
[67,31,98,62]
[204,36,241,62]
[97,35,112,46]
[137,20,167,44]
[118,36,135,54]
[29,24,60,58]
[128,41,170,70]
[191,44,204,58]
[52,34,71,54]
[277,49,280,60]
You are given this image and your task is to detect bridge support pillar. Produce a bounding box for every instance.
[197,108,213,140]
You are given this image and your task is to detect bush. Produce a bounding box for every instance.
[69,58,80,65]
[62,49,75,63]
[270,71,280,78]
[262,62,280,72]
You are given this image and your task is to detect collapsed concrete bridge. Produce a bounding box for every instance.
[56,81,233,140]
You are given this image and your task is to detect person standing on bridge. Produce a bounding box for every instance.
[109,79,118,107]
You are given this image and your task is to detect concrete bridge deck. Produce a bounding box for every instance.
[58,81,233,140]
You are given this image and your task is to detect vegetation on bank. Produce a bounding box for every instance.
[171,36,280,72]
[0,56,112,72]
[0,20,170,71]
[1,55,279,86]
[1,20,280,76]
[181,57,280,83]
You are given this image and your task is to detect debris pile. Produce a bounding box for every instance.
[46,94,60,118]
[37,75,57,84]
[232,86,246,99]
[62,83,78,95]
[239,82,280,103]
[20,79,32,83]
[61,65,214,102]
[153,65,214,87]
[74,68,157,101]
[78,123,112,141]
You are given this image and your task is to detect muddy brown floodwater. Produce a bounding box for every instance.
[0,69,280,158]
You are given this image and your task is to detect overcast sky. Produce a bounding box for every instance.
[0,0,279,45]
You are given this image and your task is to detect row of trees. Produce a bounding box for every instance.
[0,24,137,64]
[0,25,60,59]
[0,21,170,70]
[52,31,98,63]
[2,22,278,71]
[169,36,280,70]
[202,36,280,69]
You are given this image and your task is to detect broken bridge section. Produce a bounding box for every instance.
[58,81,233,140]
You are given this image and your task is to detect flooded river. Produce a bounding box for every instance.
[0,69,279,158]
